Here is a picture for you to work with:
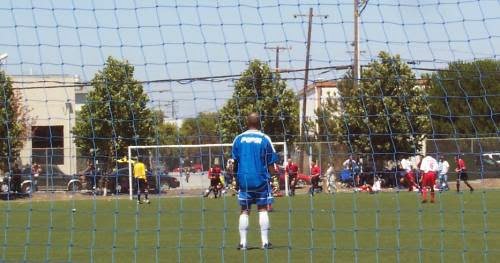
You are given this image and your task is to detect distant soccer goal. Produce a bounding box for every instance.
[127,142,288,200]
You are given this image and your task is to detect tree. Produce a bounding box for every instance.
[425,59,500,138]
[218,60,299,143]
[72,57,155,167]
[180,112,220,144]
[0,71,31,172]
[317,51,430,163]
[151,110,180,145]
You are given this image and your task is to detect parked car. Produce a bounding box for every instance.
[481,153,500,167]
[106,167,180,194]
[19,164,75,193]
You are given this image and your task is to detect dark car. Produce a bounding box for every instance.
[18,164,74,193]
[106,168,180,194]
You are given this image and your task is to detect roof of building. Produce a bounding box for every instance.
[297,79,337,96]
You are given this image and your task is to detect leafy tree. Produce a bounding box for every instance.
[317,51,430,163]
[218,60,299,143]
[72,57,155,167]
[425,59,500,138]
[180,112,220,144]
[151,110,180,145]
[0,71,31,172]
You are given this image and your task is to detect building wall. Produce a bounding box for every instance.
[12,75,81,175]
[298,85,340,131]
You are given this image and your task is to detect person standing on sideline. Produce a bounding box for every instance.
[419,155,439,203]
[324,163,336,193]
[133,157,150,204]
[285,158,299,196]
[455,155,474,193]
[232,112,278,250]
[437,155,450,191]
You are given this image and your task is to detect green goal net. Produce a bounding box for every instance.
[0,1,499,262]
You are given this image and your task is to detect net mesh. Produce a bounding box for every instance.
[0,0,499,262]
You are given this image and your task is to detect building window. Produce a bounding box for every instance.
[31,125,64,165]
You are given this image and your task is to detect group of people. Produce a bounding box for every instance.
[401,154,474,203]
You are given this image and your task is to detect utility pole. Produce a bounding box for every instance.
[353,0,368,89]
[264,46,291,72]
[353,0,360,89]
[294,8,328,173]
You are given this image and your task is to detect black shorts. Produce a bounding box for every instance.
[136,178,148,192]
[210,178,221,187]
[457,171,469,181]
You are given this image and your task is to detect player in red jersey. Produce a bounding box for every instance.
[401,170,419,192]
[419,155,438,203]
[309,160,321,195]
[455,155,474,193]
[204,162,223,198]
[285,158,299,196]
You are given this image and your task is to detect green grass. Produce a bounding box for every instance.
[1,190,500,263]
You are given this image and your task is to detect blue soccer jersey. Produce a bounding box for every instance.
[232,130,278,191]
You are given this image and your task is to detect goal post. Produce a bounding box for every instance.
[127,141,288,200]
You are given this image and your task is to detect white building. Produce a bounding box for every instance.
[298,79,340,134]
[12,74,86,175]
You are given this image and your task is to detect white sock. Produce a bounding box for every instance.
[239,213,249,246]
[259,211,270,245]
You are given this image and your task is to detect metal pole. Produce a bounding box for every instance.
[264,46,290,73]
[354,0,360,89]
[128,146,133,200]
[275,48,279,71]
[294,8,327,173]
[299,8,314,174]
[284,141,289,196]
[45,148,48,192]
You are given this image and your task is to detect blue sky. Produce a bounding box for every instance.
[1,0,499,118]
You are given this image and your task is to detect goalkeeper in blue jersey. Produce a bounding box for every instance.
[232,112,278,250]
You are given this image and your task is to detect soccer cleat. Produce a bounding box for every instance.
[470,188,474,193]
[262,243,273,250]
[137,200,143,204]
[421,200,427,204]
[237,244,247,250]
[145,199,150,204]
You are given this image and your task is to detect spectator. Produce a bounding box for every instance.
[342,155,359,186]
[437,155,450,191]
[324,163,336,193]
[31,162,42,191]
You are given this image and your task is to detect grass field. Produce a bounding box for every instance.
[1,190,500,263]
